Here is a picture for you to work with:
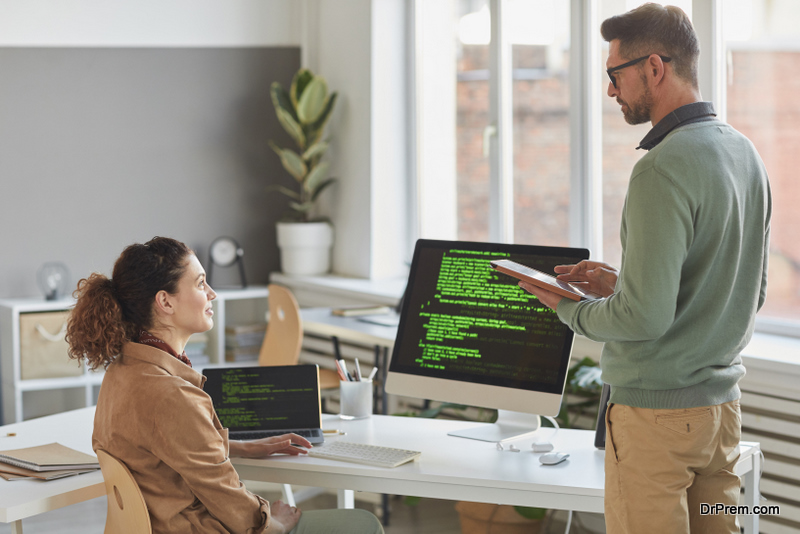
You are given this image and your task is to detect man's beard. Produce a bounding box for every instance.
[618,78,653,125]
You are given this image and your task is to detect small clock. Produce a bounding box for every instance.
[208,237,247,288]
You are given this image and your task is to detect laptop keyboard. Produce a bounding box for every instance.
[234,429,320,441]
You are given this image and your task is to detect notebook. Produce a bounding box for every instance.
[203,365,325,445]
[0,442,100,472]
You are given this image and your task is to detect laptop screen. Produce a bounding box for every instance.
[203,365,321,432]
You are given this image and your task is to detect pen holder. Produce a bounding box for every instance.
[339,380,373,420]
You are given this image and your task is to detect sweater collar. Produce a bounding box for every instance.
[637,101,717,151]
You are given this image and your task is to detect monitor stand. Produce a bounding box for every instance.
[447,410,541,442]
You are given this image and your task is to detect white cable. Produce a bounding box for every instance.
[564,509,573,534]
[542,415,560,439]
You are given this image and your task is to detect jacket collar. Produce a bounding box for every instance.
[121,342,206,388]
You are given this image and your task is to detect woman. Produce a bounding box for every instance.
[67,237,383,534]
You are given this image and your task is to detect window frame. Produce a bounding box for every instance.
[410,0,798,337]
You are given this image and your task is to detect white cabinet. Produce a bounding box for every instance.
[0,286,268,424]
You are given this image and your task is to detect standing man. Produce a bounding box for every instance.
[519,4,771,534]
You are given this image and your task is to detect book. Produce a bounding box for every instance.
[225,323,267,335]
[225,332,265,349]
[0,443,100,472]
[225,345,260,362]
[0,463,97,481]
[332,306,392,317]
[490,259,601,302]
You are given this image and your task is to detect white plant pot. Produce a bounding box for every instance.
[276,221,334,276]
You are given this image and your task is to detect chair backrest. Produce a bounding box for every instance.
[96,449,152,534]
[259,284,303,367]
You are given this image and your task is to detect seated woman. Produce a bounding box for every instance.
[66,237,383,534]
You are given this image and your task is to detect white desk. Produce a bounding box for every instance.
[0,407,104,534]
[0,408,762,534]
[300,308,397,350]
[234,414,763,534]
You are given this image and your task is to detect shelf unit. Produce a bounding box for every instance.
[0,297,100,424]
[0,286,269,424]
[206,286,269,365]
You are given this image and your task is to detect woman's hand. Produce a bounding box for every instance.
[229,434,312,459]
[554,261,618,298]
[265,500,302,534]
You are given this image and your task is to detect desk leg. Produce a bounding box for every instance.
[337,489,355,509]
[10,520,23,534]
[741,450,761,534]
[374,346,389,415]
[332,336,342,360]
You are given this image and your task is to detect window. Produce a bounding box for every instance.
[725,0,800,328]
[414,0,800,333]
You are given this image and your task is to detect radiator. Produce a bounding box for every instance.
[740,352,800,534]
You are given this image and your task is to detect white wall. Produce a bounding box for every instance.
[310,0,409,279]
[0,1,304,298]
[0,0,301,46]
[1,0,410,282]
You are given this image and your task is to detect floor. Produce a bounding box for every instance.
[0,486,600,533]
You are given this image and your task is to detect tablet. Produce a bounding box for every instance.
[489,259,600,302]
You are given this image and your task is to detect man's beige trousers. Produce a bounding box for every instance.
[604,400,741,534]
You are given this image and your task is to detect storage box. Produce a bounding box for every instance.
[19,311,82,380]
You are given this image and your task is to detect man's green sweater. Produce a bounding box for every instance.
[557,119,771,409]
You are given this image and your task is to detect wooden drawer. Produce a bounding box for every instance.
[19,311,82,380]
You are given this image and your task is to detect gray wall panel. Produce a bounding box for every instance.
[0,47,299,296]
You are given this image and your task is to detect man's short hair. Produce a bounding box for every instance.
[601,3,699,88]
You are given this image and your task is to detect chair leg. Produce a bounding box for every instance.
[282,484,296,507]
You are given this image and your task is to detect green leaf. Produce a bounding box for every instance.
[304,161,330,193]
[289,201,313,213]
[310,177,336,202]
[404,496,422,507]
[297,77,328,124]
[308,92,338,136]
[276,108,306,150]
[269,142,307,181]
[302,141,329,161]
[513,506,547,521]
[270,82,298,122]
[266,184,301,200]
[290,69,314,109]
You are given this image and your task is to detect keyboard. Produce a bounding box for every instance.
[308,441,421,468]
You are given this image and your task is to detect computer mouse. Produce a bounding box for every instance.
[539,451,569,465]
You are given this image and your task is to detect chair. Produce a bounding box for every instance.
[96,449,152,534]
[258,284,340,506]
[258,283,339,390]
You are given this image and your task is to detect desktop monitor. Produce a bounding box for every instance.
[385,239,589,442]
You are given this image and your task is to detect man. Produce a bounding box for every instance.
[519,4,771,534]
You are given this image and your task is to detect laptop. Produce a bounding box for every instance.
[203,364,325,444]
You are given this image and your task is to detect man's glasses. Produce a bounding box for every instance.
[606,55,671,89]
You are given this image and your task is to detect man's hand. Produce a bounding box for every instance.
[554,260,618,298]
[230,434,312,459]
[518,281,563,311]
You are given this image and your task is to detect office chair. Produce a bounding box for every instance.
[96,449,152,534]
[258,284,339,506]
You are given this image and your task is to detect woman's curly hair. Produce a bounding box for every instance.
[66,237,192,370]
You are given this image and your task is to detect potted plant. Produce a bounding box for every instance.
[269,68,338,275]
